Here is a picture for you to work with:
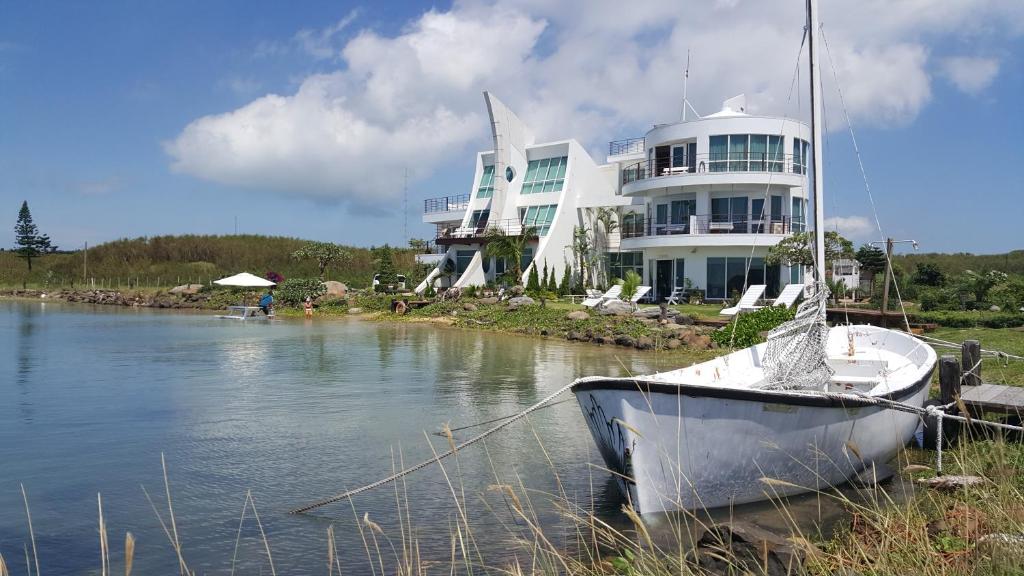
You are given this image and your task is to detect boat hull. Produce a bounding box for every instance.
[573,369,932,514]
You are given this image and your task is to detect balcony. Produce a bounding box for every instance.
[621,153,806,186]
[608,137,645,157]
[620,214,805,247]
[424,194,470,214]
[435,219,538,246]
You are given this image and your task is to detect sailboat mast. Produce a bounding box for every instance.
[807,0,826,284]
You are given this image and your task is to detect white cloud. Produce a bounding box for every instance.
[824,215,875,242]
[167,0,1024,204]
[940,56,1001,95]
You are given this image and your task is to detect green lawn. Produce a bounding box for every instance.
[928,326,1024,386]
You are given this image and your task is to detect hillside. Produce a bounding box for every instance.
[0,234,424,289]
[893,250,1024,276]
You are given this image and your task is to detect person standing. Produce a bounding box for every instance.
[303,296,314,319]
[259,289,274,316]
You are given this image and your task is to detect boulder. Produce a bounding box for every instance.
[508,285,525,297]
[694,521,816,576]
[684,334,713,350]
[169,284,203,295]
[479,297,499,305]
[632,307,666,319]
[323,281,347,298]
[666,338,682,350]
[635,336,655,350]
[566,310,590,321]
[597,300,633,316]
[463,303,478,311]
[990,304,1001,312]
[347,307,363,314]
[614,334,636,347]
[594,335,610,345]
[507,296,535,310]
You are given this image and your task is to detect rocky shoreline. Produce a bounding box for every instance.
[1,287,217,309]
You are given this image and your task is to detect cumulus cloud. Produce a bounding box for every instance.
[166,0,1024,204]
[940,56,1001,95]
[824,215,875,242]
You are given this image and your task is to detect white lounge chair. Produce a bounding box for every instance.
[772,284,805,308]
[582,284,622,308]
[629,286,652,310]
[720,284,767,316]
[585,289,603,299]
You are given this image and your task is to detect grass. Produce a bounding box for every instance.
[928,327,1024,386]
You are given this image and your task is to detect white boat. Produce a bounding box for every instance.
[572,0,938,514]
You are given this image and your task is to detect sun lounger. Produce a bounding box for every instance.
[629,286,652,310]
[582,284,622,308]
[720,284,767,316]
[772,284,805,308]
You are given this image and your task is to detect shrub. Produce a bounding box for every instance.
[616,270,642,301]
[276,278,326,305]
[349,291,391,312]
[712,306,796,348]
[558,266,572,296]
[990,277,1024,312]
[918,286,961,311]
[526,265,541,295]
[912,310,1023,329]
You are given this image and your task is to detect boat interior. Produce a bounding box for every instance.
[649,325,936,396]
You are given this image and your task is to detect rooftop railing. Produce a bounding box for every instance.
[621,153,807,185]
[608,137,645,156]
[621,214,806,238]
[424,194,471,214]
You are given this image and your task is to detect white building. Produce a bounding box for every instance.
[417,93,811,302]
[415,92,630,293]
[831,258,861,298]
[606,95,811,301]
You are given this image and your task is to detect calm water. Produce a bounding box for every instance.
[1,300,703,574]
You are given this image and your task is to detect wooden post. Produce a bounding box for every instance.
[939,355,961,404]
[962,340,981,387]
[881,237,894,315]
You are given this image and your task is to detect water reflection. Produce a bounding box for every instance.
[16,302,39,423]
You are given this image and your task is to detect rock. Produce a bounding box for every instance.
[632,307,666,319]
[694,521,815,576]
[918,475,987,491]
[666,338,681,349]
[463,303,478,311]
[635,336,654,350]
[614,334,636,347]
[594,335,610,345]
[347,307,363,314]
[508,285,525,297]
[323,281,347,298]
[597,300,633,316]
[566,310,589,320]
[661,322,685,332]
[683,333,712,350]
[169,284,202,295]
[478,297,499,305]
[540,329,549,336]
[443,287,462,301]
[507,296,535,310]
[990,304,1001,312]
[977,533,1024,560]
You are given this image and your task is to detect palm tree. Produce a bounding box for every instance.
[569,226,594,289]
[484,225,537,285]
[591,207,619,286]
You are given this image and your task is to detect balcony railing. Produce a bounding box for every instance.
[424,194,471,214]
[435,219,538,244]
[621,153,807,185]
[608,137,645,156]
[621,214,806,238]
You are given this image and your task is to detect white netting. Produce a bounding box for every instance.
[761,282,834,390]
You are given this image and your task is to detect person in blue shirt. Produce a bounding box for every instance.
[259,290,274,316]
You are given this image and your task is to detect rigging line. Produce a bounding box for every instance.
[819,25,911,332]
[728,25,807,347]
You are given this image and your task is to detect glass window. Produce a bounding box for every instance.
[521,204,558,236]
[670,200,692,226]
[495,257,506,276]
[477,165,495,198]
[730,197,748,233]
[726,258,748,298]
[751,198,765,233]
[729,135,749,172]
[469,209,489,229]
[456,250,475,274]
[521,156,568,194]
[521,248,533,272]
[607,251,644,282]
[792,139,810,174]
[709,136,728,172]
[672,145,689,168]
[792,197,805,232]
[674,259,686,290]
[749,135,767,171]
[711,198,730,223]
[707,258,726,299]
[655,204,668,224]
[768,135,784,172]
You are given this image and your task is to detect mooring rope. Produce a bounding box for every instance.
[290,378,1024,514]
[289,379,604,514]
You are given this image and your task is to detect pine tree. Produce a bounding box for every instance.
[558,266,572,296]
[547,268,558,293]
[540,260,549,289]
[373,244,398,292]
[526,264,541,295]
[14,201,53,271]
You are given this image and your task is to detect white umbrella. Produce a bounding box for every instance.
[214,272,276,287]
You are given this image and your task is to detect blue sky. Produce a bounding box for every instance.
[1,0,1022,254]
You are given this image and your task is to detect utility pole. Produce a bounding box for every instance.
[870,237,918,318]
[83,242,88,282]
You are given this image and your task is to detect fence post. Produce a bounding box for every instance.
[962,340,981,387]
[939,355,961,404]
